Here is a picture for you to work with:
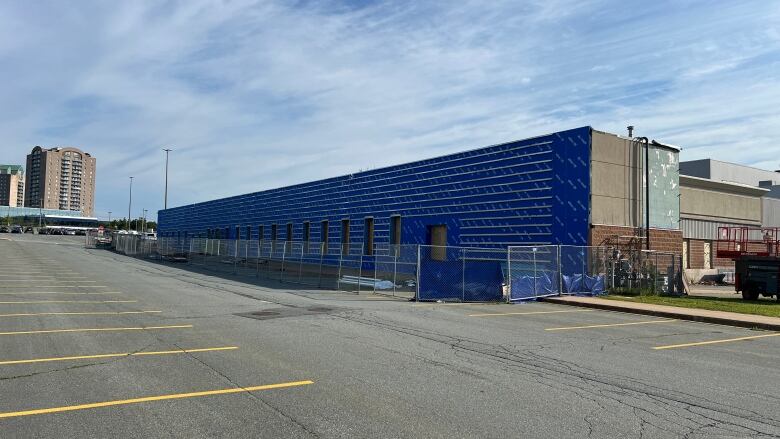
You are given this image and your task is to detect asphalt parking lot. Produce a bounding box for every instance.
[1,234,780,438]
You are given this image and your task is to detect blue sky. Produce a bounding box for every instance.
[1,0,779,220]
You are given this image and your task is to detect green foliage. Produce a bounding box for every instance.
[107,218,156,232]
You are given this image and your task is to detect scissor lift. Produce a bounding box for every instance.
[716,227,780,300]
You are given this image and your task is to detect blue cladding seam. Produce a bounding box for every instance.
[159,127,592,248]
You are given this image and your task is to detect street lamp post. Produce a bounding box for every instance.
[128,177,134,232]
[142,209,147,234]
[163,148,172,210]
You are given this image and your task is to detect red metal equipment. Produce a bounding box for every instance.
[716,226,779,259]
[716,226,780,301]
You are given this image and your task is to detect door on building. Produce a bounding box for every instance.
[703,241,712,269]
[428,225,447,261]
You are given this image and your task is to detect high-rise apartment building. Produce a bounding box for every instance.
[0,164,25,207]
[24,146,96,216]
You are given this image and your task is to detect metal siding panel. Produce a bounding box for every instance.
[158,127,592,248]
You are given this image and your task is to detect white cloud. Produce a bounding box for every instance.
[0,0,778,220]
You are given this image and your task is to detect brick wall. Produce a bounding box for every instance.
[686,238,734,269]
[590,224,682,255]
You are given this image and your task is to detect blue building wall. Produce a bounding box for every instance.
[158,126,592,248]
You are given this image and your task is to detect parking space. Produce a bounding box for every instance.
[0,236,315,434]
[2,233,780,437]
[416,300,780,355]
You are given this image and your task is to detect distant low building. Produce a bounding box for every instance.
[0,164,24,207]
[24,146,96,216]
[679,159,780,282]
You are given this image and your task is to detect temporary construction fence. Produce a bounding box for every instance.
[417,245,508,302]
[96,234,683,301]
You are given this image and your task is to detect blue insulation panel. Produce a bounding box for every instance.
[158,126,592,248]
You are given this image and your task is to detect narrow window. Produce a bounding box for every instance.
[286,223,293,242]
[271,224,277,241]
[258,225,264,242]
[303,222,310,253]
[246,225,251,240]
[364,217,374,255]
[341,219,350,255]
[390,215,401,246]
[321,220,329,253]
[235,225,240,240]
[429,224,447,261]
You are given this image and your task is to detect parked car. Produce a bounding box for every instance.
[11,225,22,234]
[0,226,9,233]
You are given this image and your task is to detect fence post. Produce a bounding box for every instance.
[392,246,398,297]
[506,247,512,303]
[357,252,363,294]
[558,245,563,296]
[317,242,324,287]
[415,245,421,302]
[532,247,538,298]
[297,243,304,282]
[280,242,287,282]
[461,248,466,302]
[337,248,344,291]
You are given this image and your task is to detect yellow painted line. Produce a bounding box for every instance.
[653,332,780,350]
[469,309,596,317]
[0,311,160,318]
[0,300,136,304]
[0,292,122,296]
[413,302,499,307]
[545,319,677,331]
[0,346,237,366]
[0,280,96,283]
[0,286,108,288]
[0,325,193,336]
[0,380,313,419]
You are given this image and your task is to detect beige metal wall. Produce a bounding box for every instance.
[590,131,642,227]
[680,176,763,225]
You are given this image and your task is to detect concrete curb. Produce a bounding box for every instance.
[541,297,780,331]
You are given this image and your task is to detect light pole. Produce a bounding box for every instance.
[142,209,147,233]
[128,177,134,232]
[108,211,112,228]
[163,148,172,210]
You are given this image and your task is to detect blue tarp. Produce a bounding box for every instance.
[562,273,605,295]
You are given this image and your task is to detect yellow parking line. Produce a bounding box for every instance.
[469,309,595,317]
[0,311,160,318]
[0,286,108,288]
[0,325,193,336]
[0,346,237,366]
[413,302,499,307]
[0,280,97,283]
[545,319,677,331]
[0,380,313,419]
[0,300,136,304]
[0,292,122,296]
[653,333,780,350]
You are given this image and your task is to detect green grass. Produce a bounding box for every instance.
[604,294,780,318]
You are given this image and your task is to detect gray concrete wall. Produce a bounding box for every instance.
[591,131,641,227]
[591,131,679,229]
[680,176,764,224]
[681,159,780,187]
[764,198,780,227]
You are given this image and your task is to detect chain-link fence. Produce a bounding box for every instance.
[507,245,560,301]
[106,235,424,297]
[101,235,683,300]
[417,245,506,302]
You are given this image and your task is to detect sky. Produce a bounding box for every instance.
[1,0,779,221]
